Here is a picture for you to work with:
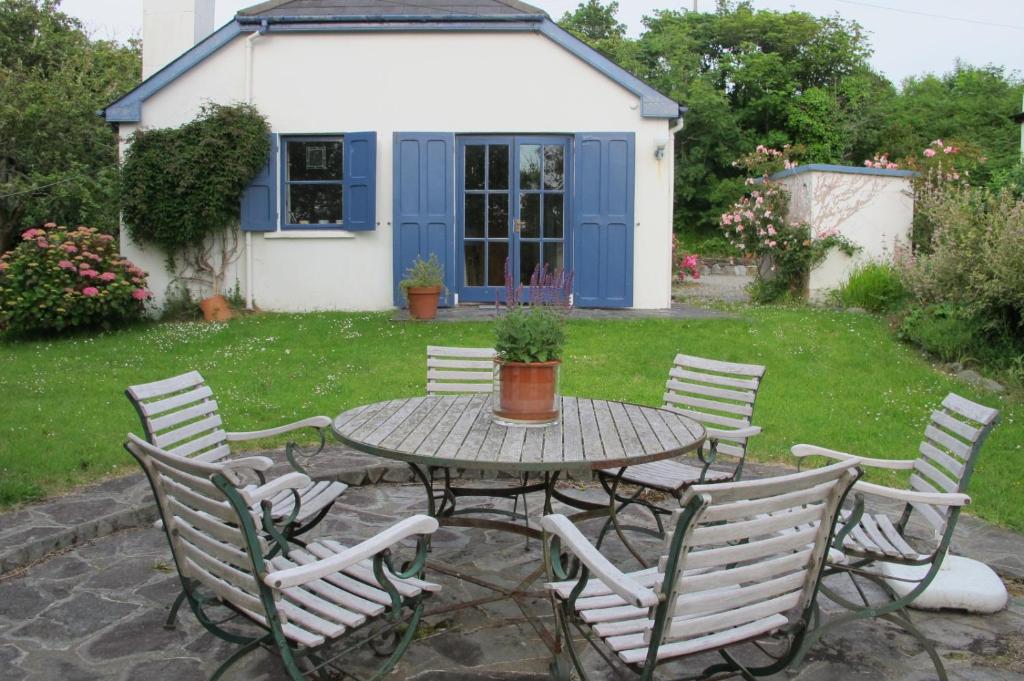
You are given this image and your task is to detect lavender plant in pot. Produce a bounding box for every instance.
[492,261,573,425]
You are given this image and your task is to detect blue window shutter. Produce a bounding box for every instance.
[240,134,278,232]
[572,133,635,308]
[343,132,377,230]
[392,133,455,307]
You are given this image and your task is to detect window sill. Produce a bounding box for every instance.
[263,230,356,240]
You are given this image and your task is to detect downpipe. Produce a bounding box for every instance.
[244,22,267,311]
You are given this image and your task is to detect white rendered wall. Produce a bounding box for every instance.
[142,0,215,79]
[778,171,913,301]
[119,30,675,312]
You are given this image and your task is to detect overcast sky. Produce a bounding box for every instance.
[60,0,1023,86]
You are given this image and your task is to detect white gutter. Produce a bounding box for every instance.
[243,27,264,311]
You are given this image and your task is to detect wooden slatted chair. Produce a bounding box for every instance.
[789,393,999,680]
[543,460,860,680]
[426,345,497,395]
[597,354,766,565]
[125,433,439,681]
[126,371,347,540]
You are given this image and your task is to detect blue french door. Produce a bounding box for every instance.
[456,136,572,303]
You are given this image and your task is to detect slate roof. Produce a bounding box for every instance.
[239,0,548,20]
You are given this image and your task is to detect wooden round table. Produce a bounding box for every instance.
[333,395,705,538]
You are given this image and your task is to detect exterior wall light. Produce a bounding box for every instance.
[654,134,669,160]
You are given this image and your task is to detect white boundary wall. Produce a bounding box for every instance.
[119,31,676,311]
[775,167,914,301]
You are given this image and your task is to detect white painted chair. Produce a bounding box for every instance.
[544,460,860,680]
[124,433,439,681]
[790,393,1000,680]
[126,371,347,539]
[597,354,766,564]
[426,345,497,395]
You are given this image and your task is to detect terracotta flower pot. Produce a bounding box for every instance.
[199,294,233,322]
[406,286,442,320]
[494,359,561,423]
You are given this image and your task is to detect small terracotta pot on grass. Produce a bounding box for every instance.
[406,286,442,320]
[199,294,233,322]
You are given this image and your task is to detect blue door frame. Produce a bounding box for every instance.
[456,135,573,303]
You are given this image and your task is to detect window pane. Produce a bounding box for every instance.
[543,145,564,190]
[520,242,540,285]
[488,193,509,239]
[519,194,540,238]
[464,194,485,238]
[543,242,564,272]
[487,241,508,287]
[288,184,343,224]
[464,241,485,286]
[519,144,541,190]
[488,145,509,190]
[288,140,343,181]
[543,194,563,239]
[465,145,485,190]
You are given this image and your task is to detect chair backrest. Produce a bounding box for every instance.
[124,433,275,622]
[662,354,766,460]
[648,460,859,651]
[909,393,999,532]
[426,346,497,395]
[126,371,230,464]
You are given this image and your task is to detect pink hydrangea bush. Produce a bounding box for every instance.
[0,224,151,334]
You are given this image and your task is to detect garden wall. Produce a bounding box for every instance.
[772,165,915,301]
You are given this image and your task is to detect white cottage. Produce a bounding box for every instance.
[105,0,685,311]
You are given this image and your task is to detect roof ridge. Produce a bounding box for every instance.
[491,0,549,16]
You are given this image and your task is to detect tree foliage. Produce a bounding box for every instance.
[0,0,140,253]
[558,0,1023,242]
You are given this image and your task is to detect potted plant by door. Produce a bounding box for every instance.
[400,254,445,320]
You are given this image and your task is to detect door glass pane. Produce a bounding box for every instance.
[487,241,508,286]
[543,194,563,239]
[465,145,485,190]
[543,145,564,190]
[464,241,485,286]
[489,145,509,190]
[519,194,540,238]
[464,194,484,238]
[520,242,540,285]
[288,184,343,224]
[543,242,564,272]
[288,140,343,181]
[519,144,541,190]
[488,193,509,239]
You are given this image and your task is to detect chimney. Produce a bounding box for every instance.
[142,0,216,79]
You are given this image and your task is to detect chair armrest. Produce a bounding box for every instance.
[706,426,761,440]
[542,514,659,609]
[854,480,970,507]
[221,456,275,473]
[264,515,439,589]
[791,444,917,470]
[226,416,332,442]
[240,472,312,506]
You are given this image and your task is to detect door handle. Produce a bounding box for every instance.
[513,219,524,233]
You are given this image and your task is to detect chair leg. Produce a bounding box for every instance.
[164,590,187,630]
[210,634,274,681]
[367,601,427,681]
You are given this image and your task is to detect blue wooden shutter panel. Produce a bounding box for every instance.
[343,132,377,230]
[240,133,278,232]
[392,133,455,307]
[573,133,635,308]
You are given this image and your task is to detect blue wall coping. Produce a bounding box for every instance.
[770,163,918,180]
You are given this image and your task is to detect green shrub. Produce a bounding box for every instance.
[0,224,151,334]
[159,281,201,322]
[897,304,988,363]
[833,262,907,313]
[494,306,566,363]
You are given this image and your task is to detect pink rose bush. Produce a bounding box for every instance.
[671,235,701,282]
[0,224,151,334]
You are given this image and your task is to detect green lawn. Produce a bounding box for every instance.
[1,308,1020,530]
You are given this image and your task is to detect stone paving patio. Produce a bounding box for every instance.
[2,458,1023,681]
